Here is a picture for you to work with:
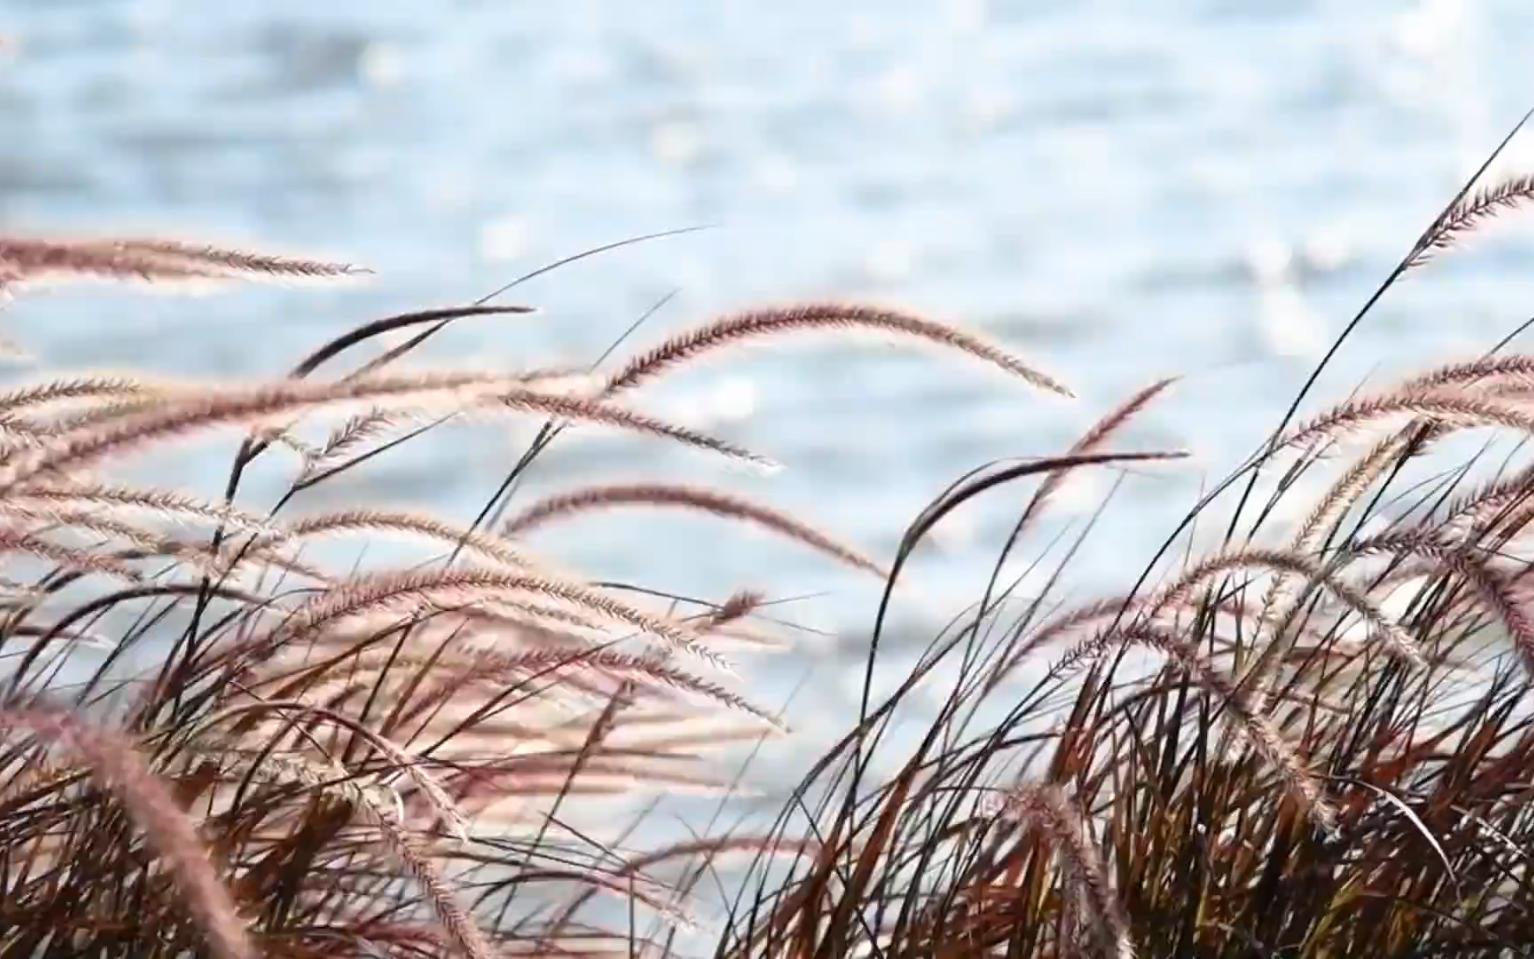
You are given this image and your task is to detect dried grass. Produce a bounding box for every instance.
[8,138,1534,958]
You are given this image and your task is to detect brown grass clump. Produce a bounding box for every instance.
[0,234,1074,955]
[0,707,256,959]
[11,116,1534,958]
[709,118,1534,958]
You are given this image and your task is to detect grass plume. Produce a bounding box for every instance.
[503,482,886,576]
[603,301,1074,397]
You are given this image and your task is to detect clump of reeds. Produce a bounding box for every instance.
[11,110,1534,959]
[0,231,1074,956]
[711,116,1534,958]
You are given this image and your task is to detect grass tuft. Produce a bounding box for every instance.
[5,139,1534,957]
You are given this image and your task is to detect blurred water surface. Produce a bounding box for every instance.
[2,0,1534,708]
